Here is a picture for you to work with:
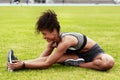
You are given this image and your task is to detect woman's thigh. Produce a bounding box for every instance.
[35,53,78,63]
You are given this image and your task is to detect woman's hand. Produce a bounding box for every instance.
[47,41,57,48]
[7,60,23,70]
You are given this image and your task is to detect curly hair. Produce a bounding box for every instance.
[36,10,60,33]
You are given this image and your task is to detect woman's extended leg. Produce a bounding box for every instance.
[24,53,78,64]
[22,53,114,70]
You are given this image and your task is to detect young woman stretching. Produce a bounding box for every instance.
[7,10,114,71]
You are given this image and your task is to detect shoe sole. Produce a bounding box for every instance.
[7,50,13,64]
[65,58,85,62]
[7,49,13,72]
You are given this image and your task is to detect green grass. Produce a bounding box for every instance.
[0,6,120,80]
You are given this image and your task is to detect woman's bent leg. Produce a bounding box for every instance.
[79,54,114,71]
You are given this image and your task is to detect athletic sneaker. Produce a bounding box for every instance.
[7,49,18,64]
[64,58,85,67]
[7,49,18,72]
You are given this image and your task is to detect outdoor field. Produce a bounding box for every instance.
[0,5,120,80]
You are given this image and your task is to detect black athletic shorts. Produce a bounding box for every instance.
[66,44,104,62]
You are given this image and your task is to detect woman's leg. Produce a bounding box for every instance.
[23,52,114,71]
[24,53,79,64]
[79,54,115,71]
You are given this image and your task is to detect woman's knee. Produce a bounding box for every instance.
[93,59,115,71]
[95,54,115,70]
[98,60,114,71]
[103,60,114,70]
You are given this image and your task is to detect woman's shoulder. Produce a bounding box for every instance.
[60,32,83,37]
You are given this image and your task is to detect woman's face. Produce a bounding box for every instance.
[41,29,59,42]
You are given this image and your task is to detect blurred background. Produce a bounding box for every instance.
[0,0,120,4]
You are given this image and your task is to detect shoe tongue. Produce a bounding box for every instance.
[11,55,18,60]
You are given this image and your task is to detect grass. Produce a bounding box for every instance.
[0,5,120,80]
